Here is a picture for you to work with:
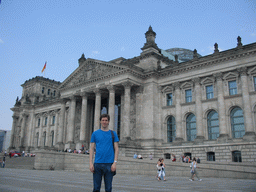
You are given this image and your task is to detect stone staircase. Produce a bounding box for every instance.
[0,155,35,170]
[2,152,256,179]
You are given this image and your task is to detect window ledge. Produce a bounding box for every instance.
[162,105,176,109]
[181,101,196,106]
[224,94,242,99]
[249,91,256,95]
[202,98,217,103]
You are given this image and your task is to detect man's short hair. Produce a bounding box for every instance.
[100,114,110,121]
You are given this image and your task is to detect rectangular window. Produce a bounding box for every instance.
[254,77,256,91]
[185,89,192,103]
[228,80,237,95]
[206,85,214,99]
[166,93,173,106]
[37,118,40,127]
[52,116,55,125]
[45,117,48,126]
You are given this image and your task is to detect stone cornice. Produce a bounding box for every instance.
[59,60,145,91]
[22,76,61,87]
[161,45,256,78]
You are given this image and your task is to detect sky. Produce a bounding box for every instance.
[0,0,256,131]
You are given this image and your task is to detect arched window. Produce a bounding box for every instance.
[42,87,45,94]
[48,89,51,95]
[36,132,39,147]
[231,107,245,138]
[51,131,54,147]
[207,110,219,140]
[43,132,46,147]
[186,113,196,141]
[232,151,242,162]
[207,152,215,161]
[167,116,176,142]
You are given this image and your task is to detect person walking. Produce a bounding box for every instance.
[2,156,5,168]
[156,158,166,181]
[189,157,202,181]
[89,114,119,192]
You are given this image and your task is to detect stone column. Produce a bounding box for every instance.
[66,96,76,148]
[57,99,66,150]
[38,113,44,148]
[193,78,204,140]
[10,116,18,149]
[214,73,229,141]
[53,110,59,147]
[239,67,256,140]
[77,92,88,150]
[20,113,27,147]
[27,112,35,150]
[123,82,132,139]
[45,113,51,148]
[174,82,183,142]
[108,85,115,130]
[94,89,101,130]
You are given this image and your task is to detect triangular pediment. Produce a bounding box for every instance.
[162,86,174,93]
[201,77,214,85]
[180,82,193,89]
[223,72,238,80]
[248,66,256,75]
[59,59,128,90]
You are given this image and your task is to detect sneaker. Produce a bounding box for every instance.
[189,179,193,181]
[199,179,202,181]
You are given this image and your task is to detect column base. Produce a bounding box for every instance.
[217,134,229,143]
[243,132,256,141]
[56,142,65,151]
[172,137,184,146]
[193,136,205,144]
[195,136,205,141]
[65,142,76,150]
[76,140,86,151]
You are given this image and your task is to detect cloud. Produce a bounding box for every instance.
[0,39,4,44]
[89,51,100,58]
[251,33,256,37]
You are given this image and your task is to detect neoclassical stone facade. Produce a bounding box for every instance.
[10,26,256,162]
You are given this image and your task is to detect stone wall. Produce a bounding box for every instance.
[33,150,256,179]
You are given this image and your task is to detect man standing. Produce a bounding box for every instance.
[89,114,119,192]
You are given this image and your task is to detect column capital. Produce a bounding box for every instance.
[237,66,247,76]
[12,115,19,119]
[80,91,89,97]
[21,113,28,118]
[213,72,223,81]
[60,98,68,104]
[192,77,201,85]
[173,82,181,90]
[122,81,133,89]
[69,96,78,101]
[93,88,102,95]
[107,85,116,93]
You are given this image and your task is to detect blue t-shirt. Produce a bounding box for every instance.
[90,129,119,163]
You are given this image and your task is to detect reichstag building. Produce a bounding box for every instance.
[10,26,256,162]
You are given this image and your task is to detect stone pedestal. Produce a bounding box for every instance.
[243,132,256,142]
[56,142,65,151]
[65,142,76,150]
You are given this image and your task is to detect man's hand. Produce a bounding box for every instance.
[111,162,116,172]
[90,164,94,173]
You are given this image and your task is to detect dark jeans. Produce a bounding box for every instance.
[93,163,114,192]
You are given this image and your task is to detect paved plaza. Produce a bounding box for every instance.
[0,168,256,192]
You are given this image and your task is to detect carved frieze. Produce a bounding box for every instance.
[66,63,125,89]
